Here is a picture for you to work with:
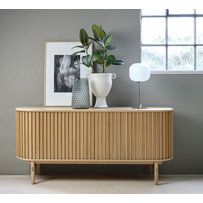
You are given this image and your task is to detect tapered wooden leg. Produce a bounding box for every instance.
[154,162,159,185]
[31,162,35,184]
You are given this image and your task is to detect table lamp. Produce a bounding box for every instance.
[129,63,150,109]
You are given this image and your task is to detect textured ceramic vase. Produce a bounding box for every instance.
[89,73,113,108]
[71,78,90,109]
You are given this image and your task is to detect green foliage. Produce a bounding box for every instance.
[114,60,124,65]
[80,28,89,47]
[82,55,91,67]
[102,34,112,47]
[73,24,124,73]
[92,24,106,41]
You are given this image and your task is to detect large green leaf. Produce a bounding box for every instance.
[100,25,106,36]
[113,59,124,65]
[95,58,104,65]
[92,50,105,64]
[72,50,86,55]
[106,55,116,64]
[105,55,116,67]
[80,28,88,46]
[106,60,112,67]
[92,24,106,40]
[92,52,101,62]
[102,34,112,47]
[94,49,105,58]
[82,55,91,67]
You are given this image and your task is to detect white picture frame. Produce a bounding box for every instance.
[44,42,92,106]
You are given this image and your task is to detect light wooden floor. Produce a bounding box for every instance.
[0,175,203,194]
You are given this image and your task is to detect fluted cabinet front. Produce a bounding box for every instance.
[16,109,173,162]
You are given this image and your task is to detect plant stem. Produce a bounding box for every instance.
[103,49,107,73]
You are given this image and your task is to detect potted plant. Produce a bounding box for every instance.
[73,24,124,108]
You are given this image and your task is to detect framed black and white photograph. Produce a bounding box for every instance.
[45,42,92,106]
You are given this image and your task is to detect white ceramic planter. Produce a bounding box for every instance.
[89,73,113,108]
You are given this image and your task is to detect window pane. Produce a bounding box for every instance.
[168,46,194,70]
[142,9,165,16]
[142,18,165,44]
[196,17,203,44]
[196,47,203,70]
[168,17,194,44]
[196,9,203,14]
[169,9,194,15]
[142,47,166,70]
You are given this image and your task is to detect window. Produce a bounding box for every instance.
[141,9,203,72]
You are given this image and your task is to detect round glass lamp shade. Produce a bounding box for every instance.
[129,63,150,82]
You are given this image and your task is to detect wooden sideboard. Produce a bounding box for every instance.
[16,107,173,184]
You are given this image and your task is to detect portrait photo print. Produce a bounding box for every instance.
[54,54,80,92]
[45,42,92,106]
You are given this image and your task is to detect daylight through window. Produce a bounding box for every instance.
[141,9,203,71]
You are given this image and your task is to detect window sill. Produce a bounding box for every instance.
[150,70,203,74]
